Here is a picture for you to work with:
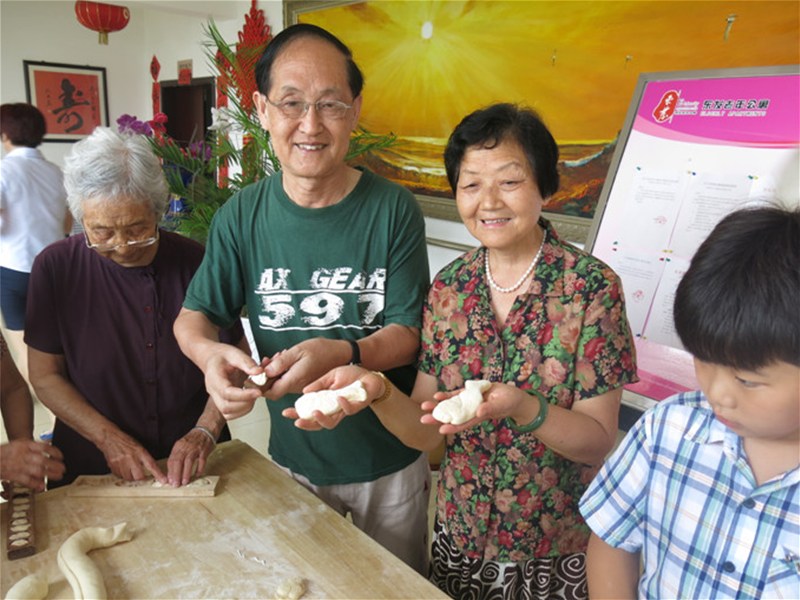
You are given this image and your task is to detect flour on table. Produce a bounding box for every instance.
[294,381,368,419]
[432,380,491,425]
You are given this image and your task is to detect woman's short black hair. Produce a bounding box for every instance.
[254,23,364,100]
[0,103,46,147]
[443,103,559,198]
[674,205,800,369]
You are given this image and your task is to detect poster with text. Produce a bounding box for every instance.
[588,66,799,408]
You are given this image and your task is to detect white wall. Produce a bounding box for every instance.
[0,1,468,272]
[0,0,283,167]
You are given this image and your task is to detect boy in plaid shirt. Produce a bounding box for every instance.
[579,205,799,599]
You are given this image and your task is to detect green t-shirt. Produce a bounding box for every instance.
[184,168,429,485]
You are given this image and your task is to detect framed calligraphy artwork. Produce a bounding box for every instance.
[23,61,108,143]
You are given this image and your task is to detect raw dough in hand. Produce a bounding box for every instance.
[57,522,133,600]
[250,372,268,386]
[294,381,367,419]
[4,573,48,600]
[432,380,491,425]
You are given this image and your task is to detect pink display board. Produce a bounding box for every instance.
[587,66,800,406]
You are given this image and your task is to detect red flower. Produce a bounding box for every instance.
[583,337,607,361]
[460,466,473,481]
[531,440,546,457]
[536,537,552,556]
[537,322,553,345]
[497,428,514,445]
[498,530,514,549]
[469,358,482,376]
[463,294,480,313]
[517,489,531,507]
[621,350,634,371]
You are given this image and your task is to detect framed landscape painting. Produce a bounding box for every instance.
[285,0,798,243]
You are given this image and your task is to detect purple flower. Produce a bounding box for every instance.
[188,140,212,161]
[117,114,153,136]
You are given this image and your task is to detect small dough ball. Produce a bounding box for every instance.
[250,372,268,386]
[275,577,306,600]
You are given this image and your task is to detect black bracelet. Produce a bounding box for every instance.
[348,339,361,365]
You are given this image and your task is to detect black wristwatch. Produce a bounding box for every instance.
[348,339,361,365]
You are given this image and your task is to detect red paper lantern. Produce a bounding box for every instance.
[75,1,130,45]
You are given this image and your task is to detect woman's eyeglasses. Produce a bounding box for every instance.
[84,227,159,253]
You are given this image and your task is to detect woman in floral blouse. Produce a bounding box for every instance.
[289,103,637,599]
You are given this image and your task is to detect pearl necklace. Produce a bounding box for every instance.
[485,238,544,294]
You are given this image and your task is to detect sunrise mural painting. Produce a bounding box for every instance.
[297,0,799,218]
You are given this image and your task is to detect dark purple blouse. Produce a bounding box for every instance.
[25,231,243,485]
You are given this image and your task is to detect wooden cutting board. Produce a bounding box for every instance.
[0,440,446,599]
[67,475,220,497]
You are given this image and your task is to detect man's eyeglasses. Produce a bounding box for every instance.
[265,97,353,120]
[84,227,159,253]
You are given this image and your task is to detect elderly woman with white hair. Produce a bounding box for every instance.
[25,127,244,488]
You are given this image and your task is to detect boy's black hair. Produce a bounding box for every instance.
[0,103,46,147]
[674,205,800,369]
[254,23,364,100]
[443,103,559,199]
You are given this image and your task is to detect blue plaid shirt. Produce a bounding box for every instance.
[580,390,800,599]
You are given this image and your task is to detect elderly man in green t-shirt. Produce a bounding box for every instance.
[174,23,430,574]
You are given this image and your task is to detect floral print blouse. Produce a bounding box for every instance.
[419,218,637,563]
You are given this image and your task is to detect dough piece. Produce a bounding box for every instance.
[432,380,491,425]
[274,577,306,600]
[57,522,133,600]
[250,372,268,386]
[294,381,368,419]
[4,573,48,600]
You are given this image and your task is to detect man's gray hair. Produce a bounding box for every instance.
[64,126,169,222]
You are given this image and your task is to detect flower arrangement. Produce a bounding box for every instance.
[117,4,396,242]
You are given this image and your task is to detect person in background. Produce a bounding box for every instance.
[298,103,637,598]
[0,103,72,390]
[1,332,64,491]
[580,205,799,600]
[173,24,431,574]
[25,127,244,488]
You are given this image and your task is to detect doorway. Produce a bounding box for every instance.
[160,77,215,146]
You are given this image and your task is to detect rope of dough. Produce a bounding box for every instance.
[57,522,133,600]
[4,573,48,600]
[294,381,367,419]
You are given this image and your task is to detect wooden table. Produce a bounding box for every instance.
[1,440,446,599]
